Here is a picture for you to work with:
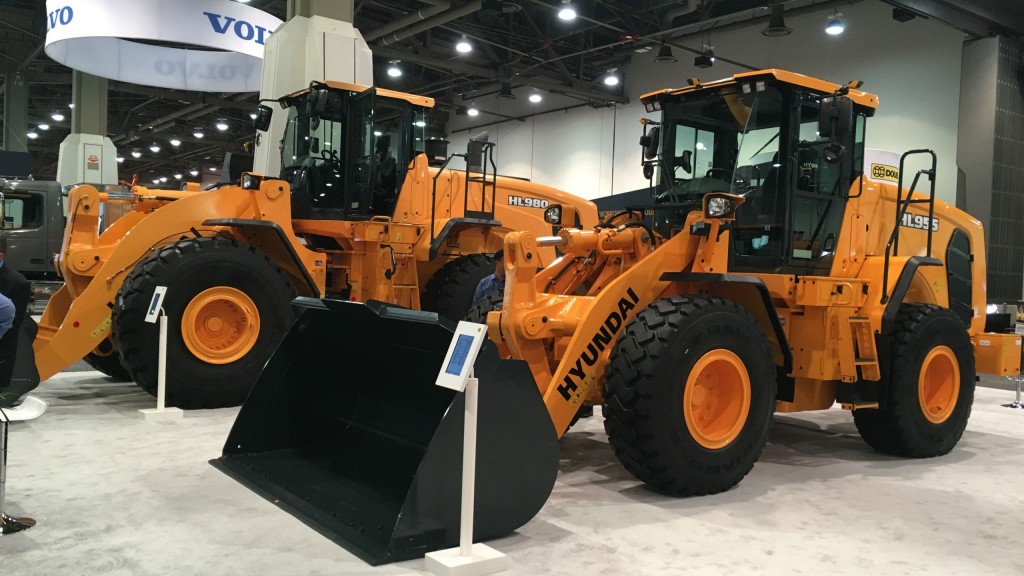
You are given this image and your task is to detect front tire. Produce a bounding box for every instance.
[83,338,131,381]
[112,237,296,409]
[603,296,776,496]
[853,303,975,457]
[422,254,495,322]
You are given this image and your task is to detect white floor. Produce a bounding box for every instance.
[2,371,1023,575]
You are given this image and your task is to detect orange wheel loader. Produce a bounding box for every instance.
[212,70,1019,565]
[26,81,597,409]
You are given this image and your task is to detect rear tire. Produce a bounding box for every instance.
[112,237,296,409]
[853,303,975,457]
[603,296,776,496]
[422,254,495,322]
[83,338,131,382]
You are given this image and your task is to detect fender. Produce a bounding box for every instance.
[880,256,942,335]
[203,218,320,297]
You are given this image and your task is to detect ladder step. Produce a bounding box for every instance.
[854,358,876,364]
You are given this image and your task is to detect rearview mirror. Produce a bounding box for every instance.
[818,95,853,139]
[641,126,660,160]
[680,149,693,174]
[253,105,273,132]
[642,162,655,180]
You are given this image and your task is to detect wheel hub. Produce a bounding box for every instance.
[181,286,261,365]
[683,349,751,450]
[918,345,959,424]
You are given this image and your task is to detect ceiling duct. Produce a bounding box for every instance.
[762,4,792,37]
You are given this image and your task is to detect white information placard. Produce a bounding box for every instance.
[435,321,488,393]
[144,286,168,324]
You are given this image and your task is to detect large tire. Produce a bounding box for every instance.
[465,288,504,324]
[853,303,975,457]
[83,338,131,382]
[603,296,776,496]
[422,254,495,322]
[112,237,296,409]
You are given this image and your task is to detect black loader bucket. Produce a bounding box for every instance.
[212,298,559,565]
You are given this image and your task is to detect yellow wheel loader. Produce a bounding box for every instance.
[213,70,1018,563]
[30,81,597,409]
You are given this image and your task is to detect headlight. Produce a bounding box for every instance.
[241,173,261,190]
[544,204,562,225]
[705,196,736,218]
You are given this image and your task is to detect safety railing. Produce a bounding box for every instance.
[880,149,937,304]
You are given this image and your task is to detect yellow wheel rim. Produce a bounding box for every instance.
[181,287,260,365]
[683,349,751,450]
[918,345,959,424]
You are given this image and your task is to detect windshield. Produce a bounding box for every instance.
[282,106,344,171]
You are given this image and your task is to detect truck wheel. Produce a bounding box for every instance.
[603,296,776,496]
[83,338,131,381]
[422,254,495,321]
[853,303,975,457]
[464,288,503,324]
[112,237,296,409]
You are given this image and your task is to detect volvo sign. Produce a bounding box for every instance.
[44,0,282,92]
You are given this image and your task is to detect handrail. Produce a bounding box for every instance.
[880,149,937,304]
[430,152,468,250]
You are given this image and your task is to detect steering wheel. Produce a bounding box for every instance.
[705,168,732,180]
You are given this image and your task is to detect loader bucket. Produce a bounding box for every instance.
[212,298,559,565]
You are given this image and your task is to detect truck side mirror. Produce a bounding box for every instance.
[818,95,853,139]
[641,126,660,160]
[253,105,273,132]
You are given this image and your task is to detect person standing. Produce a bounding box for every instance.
[472,250,505,305]
[0,237,30,398]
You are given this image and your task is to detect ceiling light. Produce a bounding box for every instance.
[249,112,258,120]
[558,0,576,21]
[116,156,124,163]
[387,60,402,77]
[529,92,542,103]
[131,149,142,158]
[456,35,472,54]
[68,103,74,109]
[695,47,715,69]
[762,4,792,37]
[38,123,50,131]
[209,167,217,172]
[149,143,161,153]
[826,12,845,35]
[189,168,199,177]
[174,173,182,180]
[603,69,620,86]
[415,120,426,127]
[170,138,181,147]
[159,176,168,183]
[373,130,383,136]
[51,112,65,122]
[236,0,251,3]
[653,44,677,64]
[215,120,229,131]
[467,104,480,117]
[193,129,204,139]
[152,179,160,185]
[26,131,38,139]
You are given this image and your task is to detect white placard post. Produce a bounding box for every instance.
[425,321,508,576]
[137,287,183,422]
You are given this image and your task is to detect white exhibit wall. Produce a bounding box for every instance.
[446,0,965,203]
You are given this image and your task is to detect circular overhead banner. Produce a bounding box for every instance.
[44,0,283,92]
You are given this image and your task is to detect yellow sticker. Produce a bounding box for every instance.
[90,315,112,339]
[870,163,900,183]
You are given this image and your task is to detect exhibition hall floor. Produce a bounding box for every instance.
[2,369,1023,575]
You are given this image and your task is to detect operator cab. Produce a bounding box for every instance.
[641,73,872,275]
[259,82,430,221]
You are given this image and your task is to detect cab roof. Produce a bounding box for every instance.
[284,81,435,108]
[640,69,879,110]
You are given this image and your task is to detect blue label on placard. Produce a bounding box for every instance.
[445,334,474,376]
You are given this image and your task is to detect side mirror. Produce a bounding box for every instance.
[310,137,320,154]
[253,105,273,132]
[641,126,660,160]
[818,95,853,139]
